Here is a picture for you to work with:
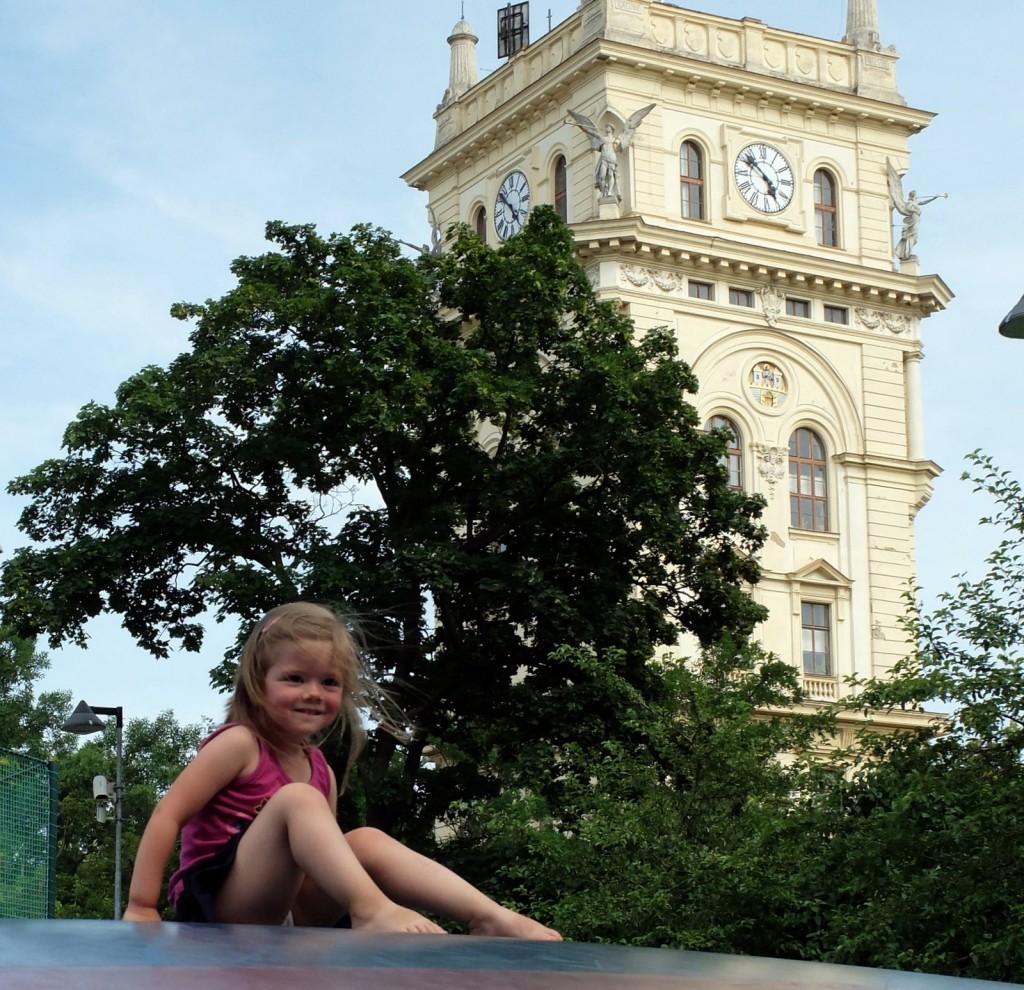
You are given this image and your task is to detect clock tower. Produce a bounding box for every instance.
[403,0,951,734]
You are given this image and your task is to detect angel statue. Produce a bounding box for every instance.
[398,205,443,256]
[566,104,656,202]
[886,159,947,262]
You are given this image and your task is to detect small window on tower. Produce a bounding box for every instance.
[814,169,839,248]
[679,141,705,220]
[786,298,811,319]
[554,155,567,222]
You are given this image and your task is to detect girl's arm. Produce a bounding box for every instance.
[123,725,258,922]
[327,766,339,817]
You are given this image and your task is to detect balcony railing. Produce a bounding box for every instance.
[802,675,838,701]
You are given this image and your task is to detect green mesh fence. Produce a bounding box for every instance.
[0,747,58,918]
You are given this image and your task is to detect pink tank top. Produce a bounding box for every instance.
[167,725,332,907]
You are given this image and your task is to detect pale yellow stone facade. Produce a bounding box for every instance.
[404,0,952,720]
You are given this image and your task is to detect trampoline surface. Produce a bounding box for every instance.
[2,920,1021,990]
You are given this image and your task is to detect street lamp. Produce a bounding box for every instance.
[999,292,1024,338]
[61,700,124,920]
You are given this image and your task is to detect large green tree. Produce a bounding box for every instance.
[1,208,766,838]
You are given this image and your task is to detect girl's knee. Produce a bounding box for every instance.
[344,826,392,857]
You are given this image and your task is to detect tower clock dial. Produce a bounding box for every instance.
[734,143,794,214]
[494,169,531,240]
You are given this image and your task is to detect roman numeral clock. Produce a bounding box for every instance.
[733,142,794,214]
[494,169,531,240]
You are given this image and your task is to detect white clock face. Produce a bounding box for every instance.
[494,170,531,240]
[734,143,794,214]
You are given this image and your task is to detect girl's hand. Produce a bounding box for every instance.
[123,904,162,923]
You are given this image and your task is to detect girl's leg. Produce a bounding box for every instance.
[213,783,444,933]
[345,827,562,940]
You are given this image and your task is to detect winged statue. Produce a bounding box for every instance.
[886,158,946,262]
[566,103,656,201]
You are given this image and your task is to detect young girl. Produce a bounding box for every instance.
[124,601,561,938]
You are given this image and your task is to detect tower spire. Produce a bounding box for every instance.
[843,0,881,51]
[439,14,479,109]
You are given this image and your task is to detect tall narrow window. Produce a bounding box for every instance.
[705,415,742,491]
[554,155,567,222]
[801,602,832,675]
[789,427,828,531]
[474,206,488,240]
[680,141,705,220]
[814,169,839,247]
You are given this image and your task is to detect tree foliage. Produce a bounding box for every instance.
[776,451,1024,981]
[439,451,1024,982]
[0,639,202,919]
[439,639,833,951]
[55,711,205,919]
[1,208,766,836]
[0,630,71,759]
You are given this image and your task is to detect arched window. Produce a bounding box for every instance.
[554,155,567,222]
[680,141,705,220]
[474,205,487,241]
[789,427,828,531]
[705,415,742,491]
[814,169,839,247]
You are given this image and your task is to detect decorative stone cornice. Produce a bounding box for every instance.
[572,217,953,317]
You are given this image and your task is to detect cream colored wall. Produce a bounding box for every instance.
[619,271,932,684]
[405,0,950,700]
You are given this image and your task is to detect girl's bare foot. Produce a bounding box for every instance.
[469,905,562,940]
[354,902,447,935]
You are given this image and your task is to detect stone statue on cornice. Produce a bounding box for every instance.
[566,104,656,202]
[398,206,443,257]
[887,159,947,263]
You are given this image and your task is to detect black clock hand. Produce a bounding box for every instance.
[744,154,778,198]
[502,192,521,223]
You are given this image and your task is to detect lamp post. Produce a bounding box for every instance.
[999,292,1024,338]
[61,700,124,920]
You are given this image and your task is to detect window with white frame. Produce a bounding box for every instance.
[801,601,832,676]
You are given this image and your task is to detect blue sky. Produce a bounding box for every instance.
[2,1,1021,728]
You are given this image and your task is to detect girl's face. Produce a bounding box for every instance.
[262,637,344,743]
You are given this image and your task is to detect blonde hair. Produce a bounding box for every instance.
[226,602,402,789]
